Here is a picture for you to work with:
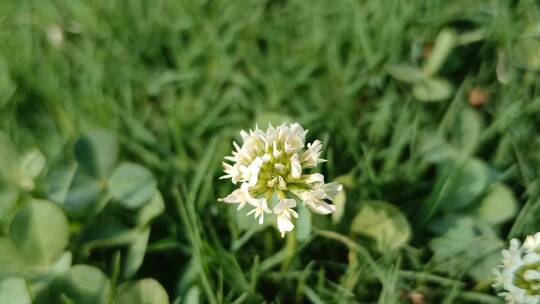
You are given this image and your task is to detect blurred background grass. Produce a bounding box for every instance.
[1,0,540,303]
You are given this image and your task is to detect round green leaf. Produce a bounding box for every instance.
[33,251,73,289]
[386,64,425,84]
[20,149,46,179]
[0,188,19,233]
[48,164,106,216]
[123,228,150,279]
[419,133,459,163]
[48,164,75,205]
[18,149,46,191]
[512,38,540,71]
[429,218,476,261]
[116,278,169,304]
[423,29,456,76]
[109,163,157,209]
[451,108,483,156]
[0,277,31,304]
[38,265,110,304]
[476,184,518,225]
[136,192,165,227]
[412,77,453,102]
[182,286,200,304]
[0,238,27,280]
[79,218,140,255]
[351,201,411,252]
[63,168,105,215]
[438,158,489,211]
[9,200,69,266]
[74,130,118,178]
[468,250,502,282]
[429,218,504,279]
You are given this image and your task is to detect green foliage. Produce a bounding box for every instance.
[351,201,411,252]
[109,163,157,210]
[0,277,31,304]
[9,200,69,266]
[422,29,457,76]
[0,238,26,280]
[296,203,312,241]
[0,58,16,108]
[412,77,454,102]
[476,184,518,226]
[116,279,169,304]
[74,129,118,179]
[429,218,504,282]
[386,65,425,84]
[36,265,110,304]
[512,23,540,71]
[18,149,46,191]
[438,158,490,211]
[1,0,539,302]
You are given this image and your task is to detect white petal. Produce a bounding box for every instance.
[323,182,343,200]
[246,157,263,186]
[277,213,294,234]
[233,141,241,152]
[246,194,267,208]
[304,173,324,185]
[290,154,302,178]
[224,156,236,162]
[218,189,243,204]
[218,188,248,210]
[307,201,336,215]
[240,130,249,141]
[273,199,296,214]
[277,176,287,190]
[300,140,322,167]
[284,198,296,208]
[272,141,281,158]
[267,177,277,187]
[262,153,272,163]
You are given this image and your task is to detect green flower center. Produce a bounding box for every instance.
[513,261,540,295]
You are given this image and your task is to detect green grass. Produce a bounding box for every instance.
[1,0,540,303]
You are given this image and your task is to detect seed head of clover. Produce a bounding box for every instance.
[492,232,540,304]
[219,123,343,237]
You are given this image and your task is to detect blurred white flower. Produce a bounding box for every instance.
[493,232,540,304]
[219,123,343,237]
[46,25,64,47]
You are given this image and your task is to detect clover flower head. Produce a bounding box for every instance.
[219,123,343,237]
[493,232,540,303]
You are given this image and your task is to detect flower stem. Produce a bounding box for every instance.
[276,190,296,270]
[282,229,296,271]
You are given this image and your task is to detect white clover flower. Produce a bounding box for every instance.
[219,123,343,237]
[493,232,540,304]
